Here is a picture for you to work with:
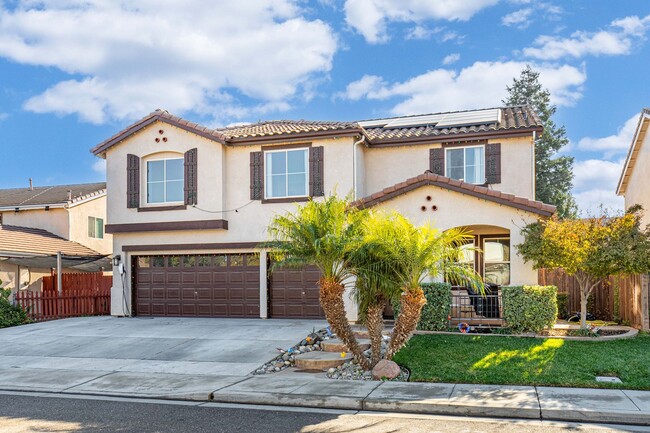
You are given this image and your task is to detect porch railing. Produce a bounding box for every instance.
[450,288,505,327]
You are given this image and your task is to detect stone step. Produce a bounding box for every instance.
[321,338,371,352]
[294,351,353,371]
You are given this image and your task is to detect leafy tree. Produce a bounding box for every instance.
[0,284,28,328]
[265,195,370,369]
[503,65,578,218]
[516,207,650,328]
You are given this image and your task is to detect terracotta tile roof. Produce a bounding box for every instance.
[0,225,101,256]
[361,106,542,144]
[92,105,542,154]
[0,183,106,208]
[352,172,556,217]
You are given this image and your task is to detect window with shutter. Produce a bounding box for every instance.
[250,151,264,200]
[429,148,444,176]
[127,154,140,208]
[485,143,501,184]
[309,146,324,197]
[184,148,198,205]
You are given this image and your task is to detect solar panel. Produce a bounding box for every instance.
[357,119,391,128]
[435,109,501,127]
[383,114,446,128]
[358,108,502,130]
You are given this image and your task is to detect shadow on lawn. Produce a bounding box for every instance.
[470,338,564,375]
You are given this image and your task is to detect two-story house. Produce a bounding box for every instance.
[92,106,555,321]
[0,182,112,294]
[617,108,650,228]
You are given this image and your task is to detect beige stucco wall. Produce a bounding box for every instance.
[371,184,541,286]
[624,124,650,228]
[1,208,70,239]
[68,196,113,255]
[362,136,535,200]
[0,262,55,299]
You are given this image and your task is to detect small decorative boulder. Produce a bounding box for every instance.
[372,359,401,380]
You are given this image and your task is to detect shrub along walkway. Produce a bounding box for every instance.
[393,333,650,389]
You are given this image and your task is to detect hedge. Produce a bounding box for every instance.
[502,285,558,333]
[394,282,452,331]
[556,292,569,320]
[0,289,28,329]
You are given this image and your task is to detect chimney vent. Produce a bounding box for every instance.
[67,190,72,201]
[28,178,33,191]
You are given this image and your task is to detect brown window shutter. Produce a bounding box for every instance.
[485,143,501,184]
[250,151,264,200]
[429,148,444,176]
[309,146,324,197]
[184,148,198,205]
[126,154,140,209]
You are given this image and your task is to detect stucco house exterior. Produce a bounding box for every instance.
[92,105,555,321]
[617,108,650,228]
[0,183,112,295]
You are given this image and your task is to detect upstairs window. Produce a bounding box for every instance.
[88,216,104,239]
[445,146,485,184]
[265,148,309,199]
[147,158,184,204]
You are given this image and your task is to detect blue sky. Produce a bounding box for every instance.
[0,0,648,214]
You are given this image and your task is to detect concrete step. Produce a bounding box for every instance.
[294,351,353,371]
[321,338,371,352]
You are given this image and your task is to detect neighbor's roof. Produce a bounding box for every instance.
[0,225,101,256]
[0,182,106,209]
[352,172,556,217]
[92,105,543,155]
[617,108,650,195]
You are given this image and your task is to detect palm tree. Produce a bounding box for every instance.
[358,212,481,360]
[265,195,370,370]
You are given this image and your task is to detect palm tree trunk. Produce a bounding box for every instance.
[386,287,426,360]
[365,302,385,368]
[319,277,370,370]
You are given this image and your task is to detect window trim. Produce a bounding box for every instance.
[444,144,486,184]
[263,147,310,200]
[145,156,184,205]
[88,216,104,239]
[482,236,511,286]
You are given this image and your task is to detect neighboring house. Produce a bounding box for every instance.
[617,108,650,228]
[92,106,555,321]
[0,183,112,295]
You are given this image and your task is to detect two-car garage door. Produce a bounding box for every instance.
[134,254,324,319]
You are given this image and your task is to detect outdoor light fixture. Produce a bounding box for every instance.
[112,255,121,267]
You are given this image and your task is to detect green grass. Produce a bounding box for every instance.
[393,333,650,389]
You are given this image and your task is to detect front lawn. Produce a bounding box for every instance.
[393,333,650,389]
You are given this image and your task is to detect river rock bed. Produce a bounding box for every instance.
[252,328,331,374]
[327,360,409,382]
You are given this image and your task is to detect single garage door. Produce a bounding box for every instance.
[270,264,324,318]
[134,253,260,318]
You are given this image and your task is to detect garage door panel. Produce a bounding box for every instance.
[181,272,196,285]
[197,272,211,284]
[151,272,166,284]
[270,264,324,319]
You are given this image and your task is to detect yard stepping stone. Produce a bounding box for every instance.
[294,351,353,371]
[321,338,371,353]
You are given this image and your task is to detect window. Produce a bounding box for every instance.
[483,238,510,286]
[147,158,184,204]
[88,216,104,239]
[445,146,485,184]
[265,148,308,199]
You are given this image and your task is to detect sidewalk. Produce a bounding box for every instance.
[1,365,649,426]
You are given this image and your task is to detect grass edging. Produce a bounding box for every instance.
[413,326,638,341]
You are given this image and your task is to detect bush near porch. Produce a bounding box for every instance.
[502,285,558,333]
[0,288,28,328]
[394,333,650,389]
[393,283,452,331]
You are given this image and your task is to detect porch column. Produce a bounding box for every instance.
[259,250,268,319]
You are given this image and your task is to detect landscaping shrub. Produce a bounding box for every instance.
[556,292,569,319]
[0,288,28,329]
[393,282,452,331]
[502,285,558,333]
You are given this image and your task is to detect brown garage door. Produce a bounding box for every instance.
[270,264,324,318]
[134,253,260,318]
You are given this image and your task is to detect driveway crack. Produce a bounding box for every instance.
[61,371,116,392]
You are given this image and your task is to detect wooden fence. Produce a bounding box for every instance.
[15,288,111,322]
[538,268,649,330]
[43,272,112,293]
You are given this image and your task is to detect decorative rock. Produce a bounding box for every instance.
[372,359,401,380]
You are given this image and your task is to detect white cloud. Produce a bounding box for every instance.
[501,8,532,28]
[573,159,625,215]
[340,61,586,115]
[442,53,460,65]
[578,114,640,155]
[0,1,337,124]
[344,0,499,44]
[92,159,106,175]
[523,14,650,60]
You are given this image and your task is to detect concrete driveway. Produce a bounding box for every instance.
[0,316,326,399]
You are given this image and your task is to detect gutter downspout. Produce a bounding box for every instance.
[352,136,366,200]
[531,131,537,200]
